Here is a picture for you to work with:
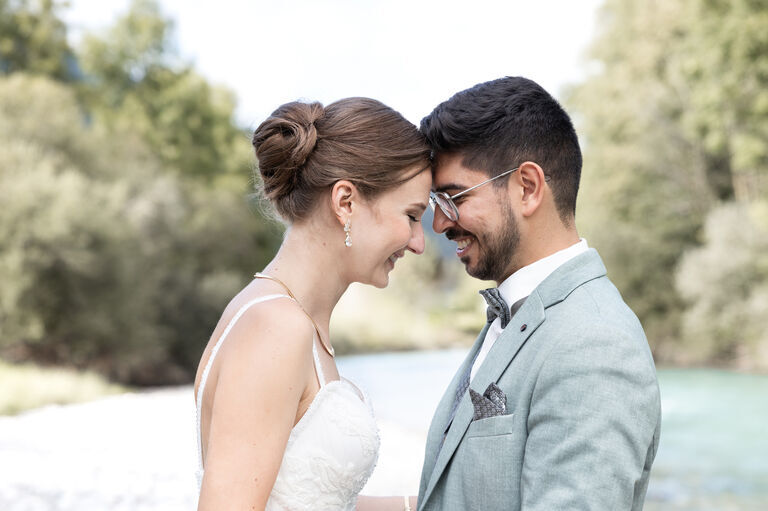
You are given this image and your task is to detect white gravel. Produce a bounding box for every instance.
[0,387,426,510]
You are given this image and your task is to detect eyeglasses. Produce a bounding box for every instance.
[429,167,519,222]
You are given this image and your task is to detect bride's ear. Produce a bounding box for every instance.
[330,180,357,225]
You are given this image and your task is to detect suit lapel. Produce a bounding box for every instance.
[471,292,545,395]
[419,324,489,500]
[421,295,544,507]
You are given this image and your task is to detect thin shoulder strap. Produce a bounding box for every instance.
[195,293,292,475]
[311,335,326,387]
[253,272,334,358]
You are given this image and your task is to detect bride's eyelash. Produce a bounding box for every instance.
[406,210,423,222]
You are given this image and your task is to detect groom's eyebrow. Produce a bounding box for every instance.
[435,183,465,194]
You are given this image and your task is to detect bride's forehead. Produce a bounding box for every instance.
[406,168,433,188]
[391,171,432,200]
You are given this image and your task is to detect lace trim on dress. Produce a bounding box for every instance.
[267,380,380,510]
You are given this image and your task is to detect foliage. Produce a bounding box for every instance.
[675,202,768,369]
[0,0,284,385]
[668,0,768,201]
[0,69,279,383]
[0,0,75,80]
[77,0,252,182]
[567,0,768,361]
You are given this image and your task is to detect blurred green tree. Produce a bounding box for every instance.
[676,202,768,369]
[0,71,279,384]
[567,0,767,360]
[0,74,163,379]
[0,0,284,385]
[77,0,253,183]
[0,0,76,80]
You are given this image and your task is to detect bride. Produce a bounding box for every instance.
[194,97,431,510]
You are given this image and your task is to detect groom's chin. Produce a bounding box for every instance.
[460,255,477,276]
[463,257,494,281]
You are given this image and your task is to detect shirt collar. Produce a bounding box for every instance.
[497,239,589,308]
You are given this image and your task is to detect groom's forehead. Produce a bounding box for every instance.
[432,155,484,192]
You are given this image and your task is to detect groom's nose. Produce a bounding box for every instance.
[432,205,455,234]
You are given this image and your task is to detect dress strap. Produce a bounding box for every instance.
[253,272,334,357]
[195,293,293,480]
[311,335,326,387]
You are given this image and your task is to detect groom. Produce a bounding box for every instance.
[417,77,661,510]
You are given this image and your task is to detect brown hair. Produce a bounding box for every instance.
[252,97,430,222]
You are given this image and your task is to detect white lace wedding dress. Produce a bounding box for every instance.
[195,294,380,510]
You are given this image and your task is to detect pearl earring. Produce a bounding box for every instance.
[344,218,352,247]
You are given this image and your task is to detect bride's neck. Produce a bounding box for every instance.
[260,224,349,327]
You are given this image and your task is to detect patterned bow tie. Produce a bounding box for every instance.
[479,288,511,328]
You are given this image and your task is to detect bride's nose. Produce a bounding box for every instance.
[407,222,425,255]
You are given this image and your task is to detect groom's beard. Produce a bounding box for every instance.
[449,202,520,282]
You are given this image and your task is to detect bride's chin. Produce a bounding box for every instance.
[352,271,388,289]
[370,276,389,289]
[366,270,390,289]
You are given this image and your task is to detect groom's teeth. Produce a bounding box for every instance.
[457,239,470,250]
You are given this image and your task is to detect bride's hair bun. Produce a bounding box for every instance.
[253,97,431,223]
[252,101,324,205]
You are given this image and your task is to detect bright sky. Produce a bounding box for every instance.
[63,0,603,128]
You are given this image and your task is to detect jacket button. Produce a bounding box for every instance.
[520,324,527,332]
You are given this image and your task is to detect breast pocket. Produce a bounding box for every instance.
[455,413,520,509]
[465,412,515,438]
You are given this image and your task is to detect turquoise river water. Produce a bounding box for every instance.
[338,349,768,511]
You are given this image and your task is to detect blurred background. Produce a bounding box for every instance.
[0,0,766,509]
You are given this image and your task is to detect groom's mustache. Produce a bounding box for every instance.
[445,228,474,241]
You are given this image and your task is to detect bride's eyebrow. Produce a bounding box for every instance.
[408,202,428,212]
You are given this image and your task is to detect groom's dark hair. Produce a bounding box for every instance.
[420,76,582,222]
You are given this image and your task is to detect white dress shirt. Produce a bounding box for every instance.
[470,239,589,381]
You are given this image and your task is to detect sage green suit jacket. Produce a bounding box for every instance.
[417,249,661,510]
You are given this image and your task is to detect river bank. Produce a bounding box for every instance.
[2,351,767,510]
[0,386,427,510]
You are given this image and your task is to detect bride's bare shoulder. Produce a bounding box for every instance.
[215,290,315,360]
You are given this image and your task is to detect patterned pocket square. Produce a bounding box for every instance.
[469,382,507,420]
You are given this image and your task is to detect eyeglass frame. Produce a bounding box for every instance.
[429,167,519,222]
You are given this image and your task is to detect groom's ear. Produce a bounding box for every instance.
[516,161,547,218]
[330,180,358,225]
